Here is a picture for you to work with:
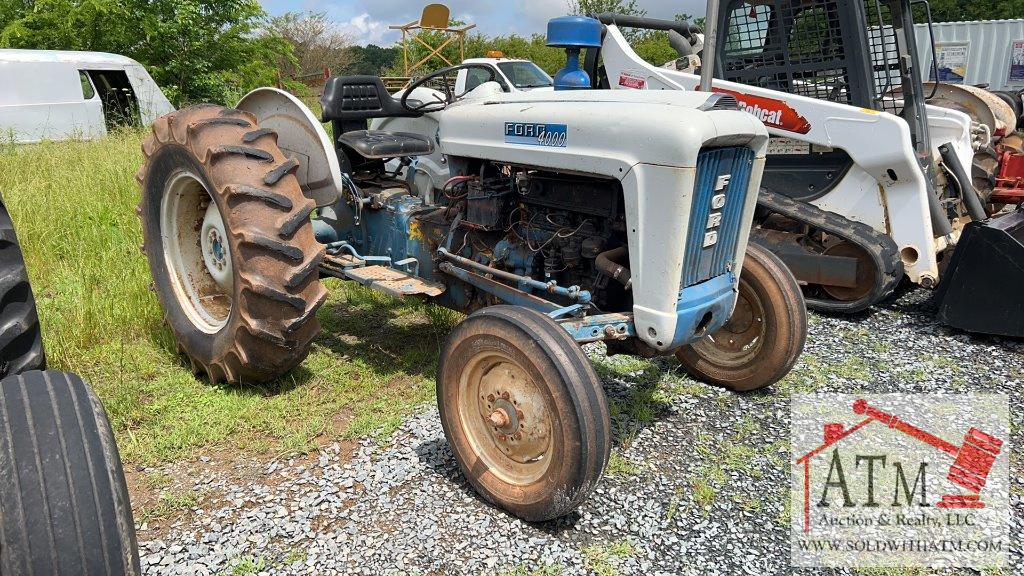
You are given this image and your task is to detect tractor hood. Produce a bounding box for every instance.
[439,88,768,178]
[466,86,731,111]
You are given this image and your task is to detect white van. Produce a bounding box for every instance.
[0,49,174,143]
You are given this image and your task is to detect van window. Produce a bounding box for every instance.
[79,71,96,99]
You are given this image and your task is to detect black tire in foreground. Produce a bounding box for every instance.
[0,199,45,378]
[437,306,611,522]
[0,370,139,575]
[676,242,807,392]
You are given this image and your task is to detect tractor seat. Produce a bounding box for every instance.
[337,130,434,160]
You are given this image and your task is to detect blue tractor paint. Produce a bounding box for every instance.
[504,122,568,147]
[670,272,737,349]
[682,147,755,287]
[312,217,339,244]
[547,16,602,90]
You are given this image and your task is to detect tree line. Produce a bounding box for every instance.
[1,0,1021,107]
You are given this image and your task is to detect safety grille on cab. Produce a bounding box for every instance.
[681,147,755,288]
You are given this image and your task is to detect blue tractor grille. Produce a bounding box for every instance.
[681,147,755,288]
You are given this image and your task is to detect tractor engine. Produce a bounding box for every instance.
[445,165,631,313]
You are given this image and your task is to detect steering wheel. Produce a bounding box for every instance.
[400,64,500,113]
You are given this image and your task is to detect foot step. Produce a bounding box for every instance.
[343,265,445,298]
[324,253,365,269]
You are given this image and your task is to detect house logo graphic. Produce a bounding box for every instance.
[790,394,1009,569]
[796,399,1004,533]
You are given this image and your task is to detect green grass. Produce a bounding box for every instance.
[581,540,636,576]
[136,487,202,524]
[605,450,642,477]
[0,130,448,465]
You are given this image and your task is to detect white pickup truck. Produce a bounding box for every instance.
[454,55,554,94]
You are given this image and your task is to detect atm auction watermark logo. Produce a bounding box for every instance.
[790,394,1009,569]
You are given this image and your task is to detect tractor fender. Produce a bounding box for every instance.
[236,87,342,207]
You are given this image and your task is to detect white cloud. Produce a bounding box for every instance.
[338,12,393,45]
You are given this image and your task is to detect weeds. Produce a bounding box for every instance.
[582,540,636,576]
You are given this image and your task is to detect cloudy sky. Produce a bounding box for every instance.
[259,0,708,46]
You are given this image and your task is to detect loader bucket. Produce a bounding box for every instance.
[934,209,1024,337]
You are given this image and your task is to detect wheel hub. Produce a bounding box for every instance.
[694,279,766,364]
[457,354,554,485]
[200,201,233,292]
[160,171,232,334]
[477,362,547,465]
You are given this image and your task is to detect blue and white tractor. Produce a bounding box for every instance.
[135,16,807,520]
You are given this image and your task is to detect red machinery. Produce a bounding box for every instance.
[853,399,1003,508]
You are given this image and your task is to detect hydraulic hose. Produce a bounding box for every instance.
[596,246,631,288]
[939,143,988,222]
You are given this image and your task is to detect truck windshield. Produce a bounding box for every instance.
[497,61,553,89]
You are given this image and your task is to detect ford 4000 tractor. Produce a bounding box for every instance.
[135,17,807,521]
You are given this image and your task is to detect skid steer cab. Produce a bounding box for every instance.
[134,16,807,522]
[585,4,1024,337]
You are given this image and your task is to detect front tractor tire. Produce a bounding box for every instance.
[437,306,611,522]
[676,242,807,392]
[137,105,327,384]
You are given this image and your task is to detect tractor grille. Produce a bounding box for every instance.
[681,147,755,288]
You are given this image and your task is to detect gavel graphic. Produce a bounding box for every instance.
[853,399,1003,508]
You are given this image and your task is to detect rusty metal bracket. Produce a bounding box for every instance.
[558,313,636,344]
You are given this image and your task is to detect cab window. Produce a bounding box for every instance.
[496,61,552,89]
[464,68,494,92]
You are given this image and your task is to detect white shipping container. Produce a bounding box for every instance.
[914,19,1024,92]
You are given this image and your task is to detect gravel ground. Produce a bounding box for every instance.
[137,289,1022,575]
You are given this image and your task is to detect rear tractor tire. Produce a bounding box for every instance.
[0,196,45,378]
[137,105,327,384]
[676,242,807,392]
[437,306,611,522]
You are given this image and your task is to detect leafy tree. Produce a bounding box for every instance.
[344,44,401,76]
[568,0,647,42]
[928,0,1024,21]
[267,12,351,78]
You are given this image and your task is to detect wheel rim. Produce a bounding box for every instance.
[457,350,554,486]
[160,170,233,334]
[691,278,766,367]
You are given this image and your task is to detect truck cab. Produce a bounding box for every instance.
[454,54,554,94]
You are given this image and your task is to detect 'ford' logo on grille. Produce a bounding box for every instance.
[703,174,731,248]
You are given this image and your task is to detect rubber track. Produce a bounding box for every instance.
[754,189,904,314]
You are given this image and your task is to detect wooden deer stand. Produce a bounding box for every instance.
[390,3,476,76]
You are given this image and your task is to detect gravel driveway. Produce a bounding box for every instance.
[138,289,1023,575]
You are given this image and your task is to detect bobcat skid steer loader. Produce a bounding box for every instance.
[591,3,1024,337]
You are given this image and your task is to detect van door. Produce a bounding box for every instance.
[84,70,141,129]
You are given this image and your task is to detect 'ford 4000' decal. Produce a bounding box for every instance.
[504,123,567,147]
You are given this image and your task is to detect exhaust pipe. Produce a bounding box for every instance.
[699,0,720,92]
[939,143,988,222]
